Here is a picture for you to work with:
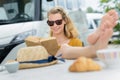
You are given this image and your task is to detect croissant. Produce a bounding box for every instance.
[69,57,102,72]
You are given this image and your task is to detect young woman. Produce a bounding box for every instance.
[56,9,118,59]
[47,6,83,47]
[47,7,118,59]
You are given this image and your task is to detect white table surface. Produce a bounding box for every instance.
[0,60,120,80]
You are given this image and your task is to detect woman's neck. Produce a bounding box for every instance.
[53,33,69,45]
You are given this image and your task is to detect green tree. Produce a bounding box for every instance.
[100,0,120,44]
[86,7,94,13]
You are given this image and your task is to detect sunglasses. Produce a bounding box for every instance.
[47,19,63,26]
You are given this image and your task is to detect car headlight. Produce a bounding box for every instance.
[10,29,36,43]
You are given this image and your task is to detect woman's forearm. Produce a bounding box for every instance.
[61,46,97,59]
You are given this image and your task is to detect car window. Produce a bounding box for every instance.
[0,0,34,25]
[94,19,101,27]
[88,20,94,29]
[86,13,103,30]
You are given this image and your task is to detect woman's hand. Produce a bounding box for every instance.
[56,44,71,58]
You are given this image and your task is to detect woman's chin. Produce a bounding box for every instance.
[53,31,61,35]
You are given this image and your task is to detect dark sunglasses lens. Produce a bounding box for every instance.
[47,21,54,26]
[55,20,62,25]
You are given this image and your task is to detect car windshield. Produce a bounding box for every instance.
[0,0,34,25]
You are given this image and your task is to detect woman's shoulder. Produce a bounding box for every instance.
[69,38,83,47]
[70,38,82,41]
[70,38,81,41]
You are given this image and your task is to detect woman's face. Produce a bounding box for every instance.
[48,13,66,35]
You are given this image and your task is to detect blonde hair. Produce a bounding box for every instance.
[47,6,79,39]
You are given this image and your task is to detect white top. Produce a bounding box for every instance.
[0,60,120,80]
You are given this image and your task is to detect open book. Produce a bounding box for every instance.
[25,36,59,56]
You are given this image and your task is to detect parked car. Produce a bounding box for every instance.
[86,13,103,30]
[0,0,52,66]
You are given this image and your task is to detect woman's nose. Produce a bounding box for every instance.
[53,23,58,27]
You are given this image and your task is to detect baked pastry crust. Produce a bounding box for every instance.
[69,57,102,72]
